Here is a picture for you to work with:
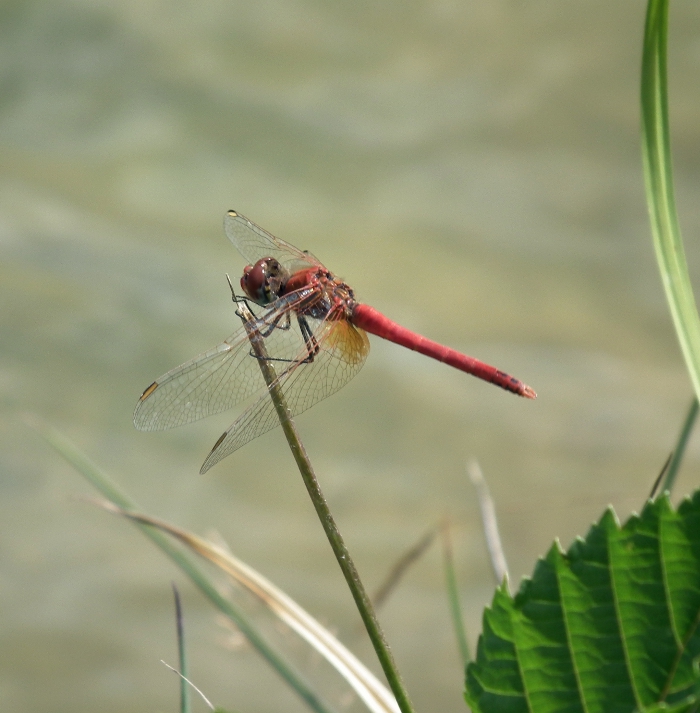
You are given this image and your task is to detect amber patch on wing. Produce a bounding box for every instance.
[325,321,370,365]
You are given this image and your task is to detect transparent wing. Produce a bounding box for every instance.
[224,210,320,271]
[133,308,312,432]
[199,319,370,473]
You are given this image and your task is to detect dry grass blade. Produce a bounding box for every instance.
[91,498,399,713]
[372,528,437,610]
[467,459,509,586]
[161,661,215,711]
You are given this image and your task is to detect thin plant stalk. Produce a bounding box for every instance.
[236,300,415,713]
[662,397,699,495]
[641,0,700,401]
[441,521,470,666]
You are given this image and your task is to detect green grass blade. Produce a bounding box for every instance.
[641,0,700,399]
[172,584,191,713]
[32,421,338,713]
[441,523,470,666]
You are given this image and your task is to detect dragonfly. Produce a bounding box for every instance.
[134,210,536,473]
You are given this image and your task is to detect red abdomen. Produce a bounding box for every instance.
[350,303,536,398]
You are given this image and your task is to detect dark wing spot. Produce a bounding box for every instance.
[211,431,227,451]
[140,382,158,400]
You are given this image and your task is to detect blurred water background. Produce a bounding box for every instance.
[2,1,700,711]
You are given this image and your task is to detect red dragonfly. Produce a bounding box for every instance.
[134,210,536,473]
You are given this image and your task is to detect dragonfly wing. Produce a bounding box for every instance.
[133,311,312,431]
[224,210,319,271]
[199,319,370,473]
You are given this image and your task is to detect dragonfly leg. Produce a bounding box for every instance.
[245,314,319,365]
[298,315,320,363]
[247,313,301,362]
[226,273,260,317]
[258,312,291,338]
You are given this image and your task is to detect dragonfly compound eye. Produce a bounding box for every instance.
[240,258,286,305]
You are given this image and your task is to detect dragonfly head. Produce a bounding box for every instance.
[240,257,288,306]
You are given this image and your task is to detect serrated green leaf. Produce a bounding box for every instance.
[465,493,700,713]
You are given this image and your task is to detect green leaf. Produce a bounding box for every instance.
[465,492,700,713]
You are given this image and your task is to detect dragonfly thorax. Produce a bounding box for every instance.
[242,256,359,322]
[240,257,289,306]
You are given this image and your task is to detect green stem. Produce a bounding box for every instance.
[237,302,415,713]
